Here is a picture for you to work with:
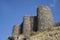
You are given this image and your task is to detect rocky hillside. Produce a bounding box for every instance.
[30,26,60,40]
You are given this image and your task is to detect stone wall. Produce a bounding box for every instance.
[23,16,31,37]
[12,25,20,37]
[23,16,38,36]
[37,5,54,30]
[30,16,38,32]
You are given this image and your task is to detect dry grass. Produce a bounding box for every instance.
[30,26,60,40]
[31,26,60,36]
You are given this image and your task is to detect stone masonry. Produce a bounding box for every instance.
[8,5,55,40]
[37,6,54,30]
[23,16,31,38]
[12,25,20,36]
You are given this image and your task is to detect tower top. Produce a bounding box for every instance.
[37,5,51,11]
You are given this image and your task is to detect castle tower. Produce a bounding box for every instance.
[37,5,54,30]
[23,16,31,38]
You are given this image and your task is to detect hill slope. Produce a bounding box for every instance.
[30,26,60,40]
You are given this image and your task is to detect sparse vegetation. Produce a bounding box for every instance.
[55,22,60,26]
[30,26,60,36]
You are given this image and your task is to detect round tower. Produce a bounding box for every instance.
[37,5,54,30]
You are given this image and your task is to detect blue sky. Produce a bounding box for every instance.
[0,0,60,40]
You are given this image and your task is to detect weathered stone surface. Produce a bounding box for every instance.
[8,5,56,40]
[18,35,25,40]
[30,27,60,40]
[30,16,38,32]
[23,16,38,36]
[12,25,20,37]
[23,16,31,37]
[37,5,54,30]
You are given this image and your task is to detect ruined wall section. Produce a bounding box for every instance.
[30,16,38,32]
[12,25,20,37]
[23,16,37,36]
[12,16,38,38]
[12,25,21,40]
[23,16,31,37]
[12,22,23,37]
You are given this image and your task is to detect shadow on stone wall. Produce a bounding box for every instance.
[33,16,38,32]
[20,22,23,34]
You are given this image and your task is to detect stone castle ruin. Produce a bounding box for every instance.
[8,5,56,40]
